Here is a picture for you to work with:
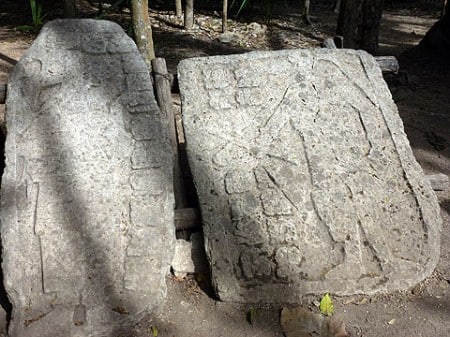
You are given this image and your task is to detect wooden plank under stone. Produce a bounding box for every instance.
[426,173,449,191]
[174,208,200,230]
[322,37,399,74]
[374,56,400,74]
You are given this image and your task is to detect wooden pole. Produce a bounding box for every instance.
[222,0,228,33]
[151,58,187,209]
[63,0,78,18]
[184,0,194,29]
[175,0,182,17]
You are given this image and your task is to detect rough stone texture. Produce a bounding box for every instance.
[171,233,209,277]
[172,240,194,277]
[1,19,175,336]
[178,49,442,302]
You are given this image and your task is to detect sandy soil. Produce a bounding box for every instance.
[0,0,448,336]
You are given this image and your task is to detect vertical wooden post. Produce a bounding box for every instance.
[222,0,228,33]
[63,0,78,18]
[151,58,187,209]
[175,0,182,17]
[336,0,383,54]
[184,0,194,29]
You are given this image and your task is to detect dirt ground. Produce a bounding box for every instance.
[0,0,449,336]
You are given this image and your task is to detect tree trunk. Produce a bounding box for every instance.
[184,0,194,29]
[64,0,77,18]
[302,0,312,25]
[336,0,384,54]
[421,0,450,56]
[175,0,182,17]
[222,0,228,33]
[334,0,341,13]
[131,0,156,66]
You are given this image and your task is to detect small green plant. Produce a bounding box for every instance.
[246,308,257,325]
[17,0,46,32]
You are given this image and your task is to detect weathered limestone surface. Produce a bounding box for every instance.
[178,49,442,302]
[1,19,175,336]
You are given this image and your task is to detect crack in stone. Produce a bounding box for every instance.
[370,93,427,241]
[358,221,385,273]
[349,102,373,156]
[289,119,336,245]
[262,84,292,128]
[317,58,379,108]
[262,166,298,211]
[31,182,46,294]
[265,153,297,166]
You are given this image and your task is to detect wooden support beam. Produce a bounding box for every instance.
[322,37,399,74]
[374,56,399,74]
[152,57,188,209]
[426,173,449,191]
[174,208,200,230]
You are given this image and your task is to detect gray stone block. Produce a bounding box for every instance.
[178,49,442,302]
[1,19,175,336]
[172,239,194,277]
[171,233,209,277]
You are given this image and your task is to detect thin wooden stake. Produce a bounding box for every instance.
[152,58,187,209]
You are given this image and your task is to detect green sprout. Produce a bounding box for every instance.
[17,0,46,33]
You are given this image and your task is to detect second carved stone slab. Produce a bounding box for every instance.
[178,49,441,302]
